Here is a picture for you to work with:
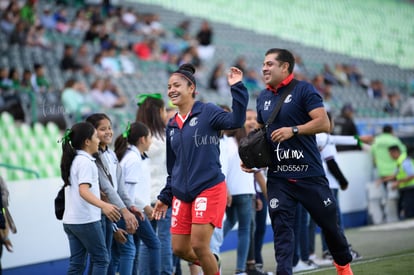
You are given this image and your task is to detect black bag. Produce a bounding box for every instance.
[54,187,65,220]
[238,127,273,168]
[238,79,298,168]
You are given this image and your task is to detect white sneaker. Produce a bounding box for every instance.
[292,260,318,273]
[309,253,332,266]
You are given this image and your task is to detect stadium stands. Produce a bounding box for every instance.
[1,0,413,181]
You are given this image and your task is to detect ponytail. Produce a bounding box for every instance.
[60,142,76,187]
[59,122,96,186]
[115,121,150,162]
[114,135,128,162]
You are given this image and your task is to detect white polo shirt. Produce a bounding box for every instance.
[120,145,151,211]
[220,135,255,196]
[63,150,101,224]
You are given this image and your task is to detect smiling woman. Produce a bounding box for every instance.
[153,63,249,275]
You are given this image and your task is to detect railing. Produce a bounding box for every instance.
[0,163,40,179]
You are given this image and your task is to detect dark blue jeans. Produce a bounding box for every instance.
[138,208,172,275]
[223,194,254,271]
[64,221,109,275]
[133,216,161,275]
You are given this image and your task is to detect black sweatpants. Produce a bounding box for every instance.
[267,176,352,275]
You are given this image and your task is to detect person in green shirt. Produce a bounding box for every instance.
[20,0,37,26]
[371,125,407,179]
[371,124,407,223]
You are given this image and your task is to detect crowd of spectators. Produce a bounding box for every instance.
[0,0,412,130]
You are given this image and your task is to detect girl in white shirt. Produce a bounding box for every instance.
[113,121,161,275]
[60,122,121,275]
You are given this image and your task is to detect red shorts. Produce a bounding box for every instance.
[170,181,227,235]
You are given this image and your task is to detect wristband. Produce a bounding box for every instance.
[354,135,362,147]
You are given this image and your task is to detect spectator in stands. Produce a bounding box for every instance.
[100,46,122,76]
[103,7,121,34]
[0,2,19,35]
[244,68,264,98]
[20,69,32,92]
[383,92,400,115]
[367,79,386,99]
[118,46,138,76]
[333,63,349,86]
[120,7,138,32]
[293,54,309,81]
[9,20,28,46]
[0,67,12,90]
[54,7,71,33]
[0,67,24,120]
[333,103,360,151]
[60,44,82,72]
[344,63,364,87]
[74,43,93,75]
[208,62,229,96]
[90,78,126,109]
[19,0,36,27]
[165,53,179,75]
[321,64,339,86]
[70,9,91,37]
[173,19,192,41]
[312,74,331,96]
[26,25,51,49]
[137,13,165,37]
[61,78,97,120]
[39,5,56,31]
[83,23,101,44]
[196,20,215,61]
[30,64,50,94]
[178,46,201,69]
[91,53,106,76]
[133,36,160,61]
[400,92,414,116]
[233,56,248,74]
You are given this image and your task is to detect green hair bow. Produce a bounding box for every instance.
[136,93,162,106]
[122,122,131,138]
[58,129,72,144]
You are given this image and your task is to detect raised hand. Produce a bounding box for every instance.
[227,67,243,86]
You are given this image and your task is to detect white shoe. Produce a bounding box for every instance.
[292,260,318,273]
[309,254,332,266]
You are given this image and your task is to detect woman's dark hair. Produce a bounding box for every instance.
[85,113,111,129]
[114,122,150,162]
[60,122,96,186]
[172,63,197,98]
[136,97,165,140]
[265,48,295,74]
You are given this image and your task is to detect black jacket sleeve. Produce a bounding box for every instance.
[326,158,349,190]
